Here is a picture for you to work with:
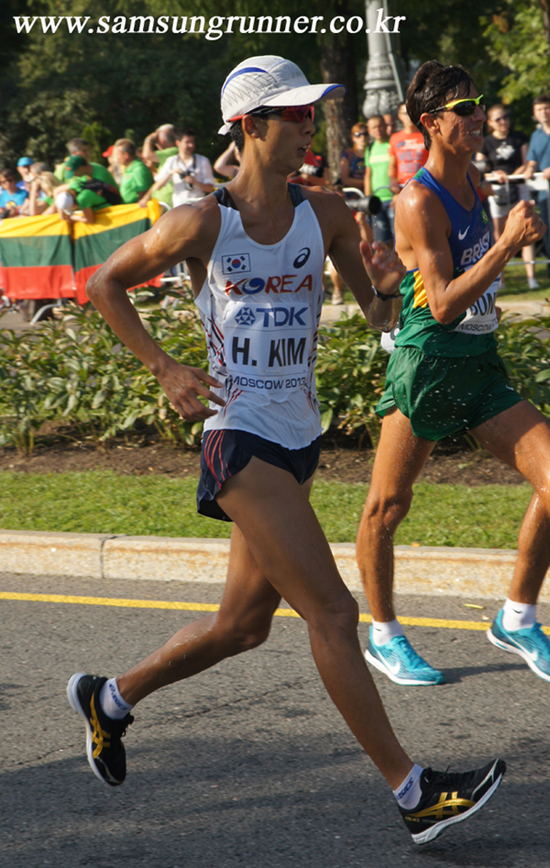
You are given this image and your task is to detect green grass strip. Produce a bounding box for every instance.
[0,470,532,548]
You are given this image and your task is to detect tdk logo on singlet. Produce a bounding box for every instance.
[222,253,251,275]
[459,230,491,267]
[234,307,256,326]
[233,306,308,327]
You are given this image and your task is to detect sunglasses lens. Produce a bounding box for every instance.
[453,101,482,116]
[281,105,314,123]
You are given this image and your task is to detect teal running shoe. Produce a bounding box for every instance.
[487,609,550,682]
[365,630,445,685]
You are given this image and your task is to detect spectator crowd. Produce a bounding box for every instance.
[2,91,550,300]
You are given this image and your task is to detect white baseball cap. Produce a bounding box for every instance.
[55,191,75,212]
[219,55,345,135]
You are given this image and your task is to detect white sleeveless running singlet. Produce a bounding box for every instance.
[195,185,325,450]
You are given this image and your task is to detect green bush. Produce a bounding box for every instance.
[316,313,388,446]
[1,305,549,454]
[495,313,550,414]
[0,297,206,453]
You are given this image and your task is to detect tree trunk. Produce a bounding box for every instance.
[319,6,358,184]
[541,0,550,51]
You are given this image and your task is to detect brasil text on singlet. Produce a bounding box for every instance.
[395,166,500,357]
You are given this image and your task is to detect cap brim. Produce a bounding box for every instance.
[218,82,345,135]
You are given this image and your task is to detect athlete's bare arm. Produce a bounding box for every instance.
[396,178,544,325]
[86,198,225,421]
[306,189,404,331]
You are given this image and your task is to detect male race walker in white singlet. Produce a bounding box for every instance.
[67,55,505,845]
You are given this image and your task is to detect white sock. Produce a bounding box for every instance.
[100,678,134,720]
[394,764,424,809]
[502,599,537,632]
[371,618,404,647]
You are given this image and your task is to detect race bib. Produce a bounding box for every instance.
[223,299,312,393]
[453,277,499,335]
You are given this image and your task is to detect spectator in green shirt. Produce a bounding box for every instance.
[64,155,119,191]
[141,124,178,207]
[55,176,109,224]
[364,115,394,244]
[114,139,154,204]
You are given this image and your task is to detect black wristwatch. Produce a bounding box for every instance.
[372,286,401,300]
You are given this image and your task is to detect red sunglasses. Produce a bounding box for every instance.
[231,105,315,124]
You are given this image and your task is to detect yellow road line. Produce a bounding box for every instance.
[3,590,549,634]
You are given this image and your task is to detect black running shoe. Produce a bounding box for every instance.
[67,673,133,786]
[399,759,506,844]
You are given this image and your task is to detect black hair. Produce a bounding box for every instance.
[406,61,474,150]
[229,121,245,154]
[175,127,196,140]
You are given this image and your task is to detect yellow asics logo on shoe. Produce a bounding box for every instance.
[90,693,111,758]
[407,792,475,821]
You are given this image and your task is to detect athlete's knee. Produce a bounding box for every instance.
[360,487,413,535]
[308,588,359,639]
[215,608,273,655]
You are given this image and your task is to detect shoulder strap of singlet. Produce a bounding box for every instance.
[415,166,479,206]
[288,182,307,205]
[214,182,307,210]
[213,186,238,209]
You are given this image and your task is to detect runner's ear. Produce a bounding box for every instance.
[420,112,440,141]
[242,114,267,140]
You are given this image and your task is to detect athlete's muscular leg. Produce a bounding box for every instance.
[357,408,434,622]
[118,525,281,705]
[217,458,413,787]
[470,400,550,603]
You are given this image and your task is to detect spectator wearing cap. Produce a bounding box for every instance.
[16,157,34,192]
[138,128,215,209]
[55,177,110,224]
[114,139,154,204]
[63,155,119,189]
[0,168,28,217]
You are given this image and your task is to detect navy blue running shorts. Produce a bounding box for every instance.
[197,429,322,522]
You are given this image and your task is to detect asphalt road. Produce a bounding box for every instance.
[1,572,550,868]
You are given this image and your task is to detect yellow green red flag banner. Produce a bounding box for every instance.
[0,213,74,299]
[72,200,162,303]
[0,200,162,304]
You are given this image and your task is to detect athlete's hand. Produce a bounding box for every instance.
[361,240,406,298]
[156,359,226,421]
[501,200,545,252]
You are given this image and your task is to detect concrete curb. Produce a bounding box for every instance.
[2,529,549,601]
